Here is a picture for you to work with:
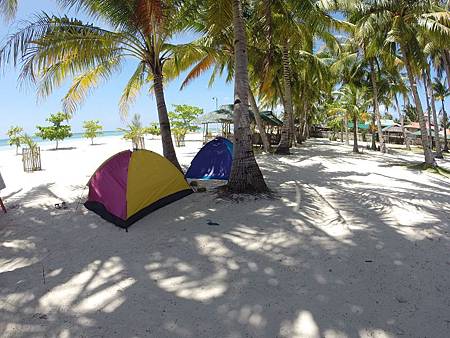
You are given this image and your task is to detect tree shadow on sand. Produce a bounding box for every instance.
[1,140,450,337]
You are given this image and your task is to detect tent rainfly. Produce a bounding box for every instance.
[185,137,233,180]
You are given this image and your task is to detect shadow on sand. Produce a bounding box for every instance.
[1,139,449,337]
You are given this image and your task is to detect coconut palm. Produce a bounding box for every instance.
[176,0,269,192]
[178,4,272,153]
[433,78,450,152]
[0,0,192,170]
[270,0,348,154]
[424,62,443,157]
[353,0,450,165]
[377,62,411,150]
[227,0,268,192]
[330,84,370,153]
[332,1,388,153]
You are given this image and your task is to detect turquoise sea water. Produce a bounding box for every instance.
[0,130,124,149]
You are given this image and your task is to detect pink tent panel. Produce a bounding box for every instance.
[87,150,131,220]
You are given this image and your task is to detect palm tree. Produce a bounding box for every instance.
[339,3,388,153]
[355,0,450,165]
[383,66,411,150]
[425,62,443,157]
[178,5,272,153]
[272,0,348,154]
[433,78,450,152]
[177,0,269,192]
[275,40,295,154]
[0,0,187,170]
[330,84,370,153]
[227,0,268,192]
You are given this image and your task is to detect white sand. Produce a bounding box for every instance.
[1,135,450,338]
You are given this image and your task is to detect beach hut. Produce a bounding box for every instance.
[251,110,283,145]
[185,137,233,180]
[382,124,407,144]
[85,150,192,229]
[197,105,234,144]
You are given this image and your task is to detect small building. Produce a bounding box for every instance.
[251,110,283,146]
[197,105,283,145]
[197,106,233,144]
[382,125,411,144]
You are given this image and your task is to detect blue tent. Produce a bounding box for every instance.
[186,137,233,180]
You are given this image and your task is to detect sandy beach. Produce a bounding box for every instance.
[1,135,450,338]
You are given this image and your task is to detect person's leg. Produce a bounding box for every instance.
[0,197,6,213]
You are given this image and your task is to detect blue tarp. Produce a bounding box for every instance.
[185,137,233,180]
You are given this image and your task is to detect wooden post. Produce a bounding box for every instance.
[132,137,145,150]
[0,197,6,213]
[22,147,42,172]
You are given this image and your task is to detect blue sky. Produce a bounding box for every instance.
[0,1,233,136]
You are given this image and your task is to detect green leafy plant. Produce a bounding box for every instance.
[83,120,103,145]
[6,125,23,155]
[21,133,37,151]
[404,104,418,123]
[21,133,41,171]
[147,122,161,137]
[168,105,202,147]
[118,114,149,149]
[36,112,72,149]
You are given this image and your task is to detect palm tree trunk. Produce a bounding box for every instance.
[402,93,412,150]
[422,70,434,144]
[371,115,376,150]
[426,63,442,158]
[401,44,435,166]
[444,50,450,89]
[395,93,410,150]
[153,70,182,171]
[369,58,386,153]
[56,140,58,150]
[302,101,309,141]
[228,0,268,193]
[353,115,359,153]
[344,114,349,145]
[305,115,309,139]
[289,105,295,146]
[442,99,449,152]
[249,88,271,152]
[275,41,293,154]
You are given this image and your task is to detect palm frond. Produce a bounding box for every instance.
[62,57,123,114]
[119,61,147,117]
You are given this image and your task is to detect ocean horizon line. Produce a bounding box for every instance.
[0,130,125,148]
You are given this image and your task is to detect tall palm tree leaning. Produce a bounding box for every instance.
[0,0,183,171]
[228,0,268,193]
[433,78,450,152]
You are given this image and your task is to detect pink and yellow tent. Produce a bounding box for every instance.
[84,150,192,229]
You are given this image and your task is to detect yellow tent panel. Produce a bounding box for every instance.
[127,150,191,218]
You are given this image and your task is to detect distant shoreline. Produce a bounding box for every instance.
[0,130,125,150]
